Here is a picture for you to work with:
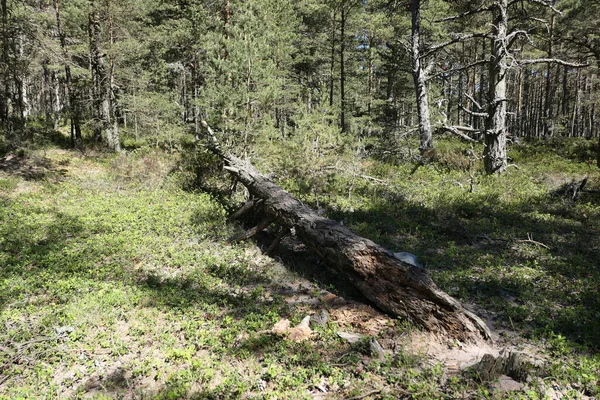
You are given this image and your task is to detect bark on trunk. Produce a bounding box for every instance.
[329,9,336,109]
[89,0,118,151]
[483,0,508,174]
[54,0,82,145]
[201,123,491,342]
[1,0,11,134]
[340,5,347,133]
[411,0,433,152]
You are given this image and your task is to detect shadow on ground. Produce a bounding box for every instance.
[323,186,600,350]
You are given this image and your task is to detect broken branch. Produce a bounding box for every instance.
[228,217,274,243]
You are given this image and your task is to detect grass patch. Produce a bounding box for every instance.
[1,139,599,399]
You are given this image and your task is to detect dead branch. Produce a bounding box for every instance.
[322,165,388,185]
[228,217,275,243]
[518,58,589,68]
[228,198,262,221]
[434,5,493,23]
[515,234,550,250]
[421,33,491,59]
[460,105,489,118]
[465,93,484,111]
[437,125,480,143]
[266,226,290,255]
[427,60,488,80]
[518,0,562,15]
[347,389,383,400]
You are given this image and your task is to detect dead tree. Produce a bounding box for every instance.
[200,121,491,342]
[437,0,587,174]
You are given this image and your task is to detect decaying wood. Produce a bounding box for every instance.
[228,198,262,222]
[266,226,290,255]
[201,121,491,342]
[553,177,589,200]
[466,350,543,382]
[228,217,274,243]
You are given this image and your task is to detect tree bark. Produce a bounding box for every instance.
[411,0,433,152]
[543,14,555,136]
[54,0,82,145]
[107,4,121,152]
[340,4,347,133]
[483,0,508,174]
[89,0,118,151]
[1,0,11,135]
[201,123,491,342]
[329,9,336,109]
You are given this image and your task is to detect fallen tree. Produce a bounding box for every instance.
[200,121,491,342]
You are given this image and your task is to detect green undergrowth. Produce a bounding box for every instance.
[264,136,600,346]
[254,135,600,396]
[0,147,449,399]
[1,137,599,399]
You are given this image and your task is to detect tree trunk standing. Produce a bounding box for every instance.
[477,39,487,133]
[483,0,509,174]
[42,64,59,128]
[458,42,466,126]
[88,1,117,150]
[107,5,121,152]
[411,0,433,152]
[89,3,102,142]
[543,15,555,136]
[561,65,568,120]
[52,71,60,128]
[581,75,588,137]
[524,69,532,136]
[201,123,491,342]
[535,77,543,137]
[516,68,523,136]
[571,68,581,137]
[42,62,53,126]
[15,35,29,121]
[367,33,374,116]
[340,5,346,133]
[192,62,200,135]
[1,0,11,135]
[110,69,120,151]
[329,9,336,109]
[54,0,81,145]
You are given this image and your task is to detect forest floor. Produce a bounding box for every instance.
[0,136,599,399]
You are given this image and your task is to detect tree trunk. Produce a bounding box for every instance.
[43,62,53,126]
[597,61,600,168]
[1,0,11,135]
[411,0,433,152]
[367,33,374,116]
[483,0,508,174]
[477,39,487,133]
[561,64,569,126]
[16,35,29,120]
[340,4,347,133]
[543,15,555,136]
[329,9,336,109]
[54,0,81,145]
[201,123,491,342]
[107,6,121,152]
[89,0,117,150]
